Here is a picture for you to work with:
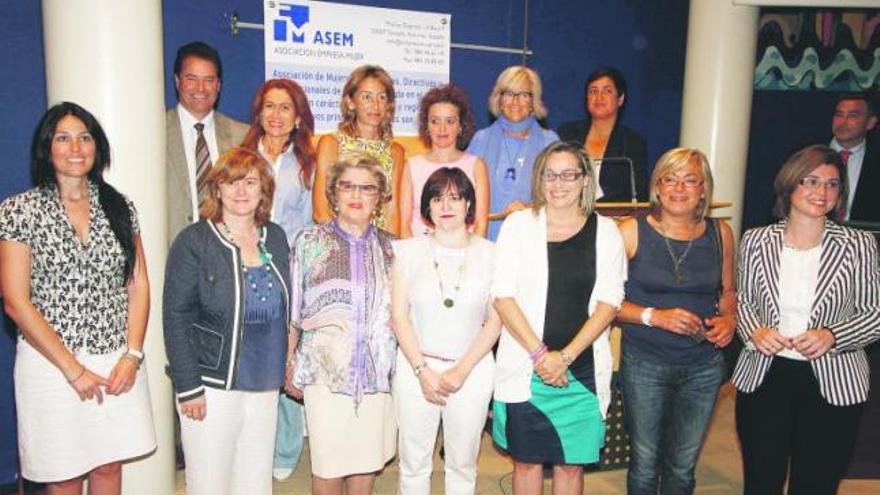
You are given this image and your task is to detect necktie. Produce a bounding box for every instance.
[839,149,851,167]
[836,149,851,222]
[194,122,212,208]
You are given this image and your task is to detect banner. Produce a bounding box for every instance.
[264,0,451,136]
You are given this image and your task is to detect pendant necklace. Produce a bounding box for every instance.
[658,220,696,284]
[431,239,468,308]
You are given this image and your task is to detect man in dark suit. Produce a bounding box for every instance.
[166,41,248,241]
[830,93,878,223]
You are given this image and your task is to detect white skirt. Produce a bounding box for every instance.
[15,340,157,482]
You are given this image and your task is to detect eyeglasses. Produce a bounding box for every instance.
[799,177,841,190]
[355,91,388,105]
[336,181,380,196]
[542,170,584,182]
[501,91,533,102]
[658,176,703,189]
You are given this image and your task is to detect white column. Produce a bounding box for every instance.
[679,0,760,235]
[41,2,174,494]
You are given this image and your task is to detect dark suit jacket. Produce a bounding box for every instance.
[849,136,879,223]
[557,119,648,201]
[166,108,249,242]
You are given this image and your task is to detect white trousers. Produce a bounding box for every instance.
[179,387,278,495]
[393,353,494,495]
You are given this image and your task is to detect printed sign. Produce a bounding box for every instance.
[265,0,451,135]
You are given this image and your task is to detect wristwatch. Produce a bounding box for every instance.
[641,307,655,327]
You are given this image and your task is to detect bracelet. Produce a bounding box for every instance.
[121,353,142,369]
[559,350,574,367]
[66,365,85,384]
[125,347,144,361]
[641,307,655,327]
[413,362,428,377]
[529,342,548,364]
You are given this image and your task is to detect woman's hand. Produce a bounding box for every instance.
[69,367,110,404]
[503,200,529,215]
[180,396,207,421]
[705,314,736,348]
[792,329,835,360]
[438,365,468,395]
[418,367,448,405]
[535,351,569,387]
[652,308,705,338]
[751,327,791,356]
[106,356,138,395]
[283,361,303,399]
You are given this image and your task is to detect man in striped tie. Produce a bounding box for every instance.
[829,93,878,222]
[166,41,248,241]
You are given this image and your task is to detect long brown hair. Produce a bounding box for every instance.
[338,65,396,141]
[241,78,316,189]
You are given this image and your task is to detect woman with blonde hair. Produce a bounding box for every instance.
[467,66,558,239]
[287,154,397,495]
[616,147,736,494]
[313,65,405,235]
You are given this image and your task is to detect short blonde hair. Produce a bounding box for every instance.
[338,65,396,141]
[649,147,714,220]
[199,147,275,225]
[488,66,548,119]
[325,152,392,219]
[530,141,597,217]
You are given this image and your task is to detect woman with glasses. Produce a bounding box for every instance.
[313,65,405,235]
[557,67,647,202]
[615,148,735,494]
[491,141,626,494]
[733,145,880,495]
[399,84,490,238]
[467,66,559,239]
[286,154,397,495]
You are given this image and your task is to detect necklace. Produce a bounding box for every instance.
[431,239,468,308]
[501,134,528,182]
[657,220,697,284]
[218,222,273,265]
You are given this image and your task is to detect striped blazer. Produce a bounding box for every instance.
[731,220,880,406]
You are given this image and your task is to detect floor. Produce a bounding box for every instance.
[174,384,880,494]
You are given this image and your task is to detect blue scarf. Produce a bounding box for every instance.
[469,115,551,238]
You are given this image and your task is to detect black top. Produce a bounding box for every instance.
[849,135,879,223]
[557,119,648,202]
[543,214,597,390]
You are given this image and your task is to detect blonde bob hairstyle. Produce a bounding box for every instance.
[488,66,549,119]
[649,147,714,220]
[338,65,396,141]
[530,141,597,217]
[325,152,392,220]
[199,147,276,225]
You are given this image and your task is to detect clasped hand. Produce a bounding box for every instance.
[752,327,834,359]
[535,351,569,387]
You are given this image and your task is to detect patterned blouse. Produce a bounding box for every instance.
[290,219,396,405]
[0,182,138,353]
[336,131,395,230]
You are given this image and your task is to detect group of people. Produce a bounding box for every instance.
[0,37,877,495]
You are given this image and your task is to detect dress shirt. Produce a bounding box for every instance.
[830,138,866,220]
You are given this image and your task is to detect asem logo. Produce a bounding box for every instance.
[274,3,309,43]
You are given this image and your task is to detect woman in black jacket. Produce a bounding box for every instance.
[557,66,648,202]
[163,147,291,495]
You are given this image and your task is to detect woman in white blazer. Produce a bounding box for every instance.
[732,144,880,495]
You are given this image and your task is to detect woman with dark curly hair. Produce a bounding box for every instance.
[399,84,489,238]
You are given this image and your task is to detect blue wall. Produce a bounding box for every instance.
[0,0,690,483]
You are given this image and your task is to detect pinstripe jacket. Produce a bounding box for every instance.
[731,220,880,405]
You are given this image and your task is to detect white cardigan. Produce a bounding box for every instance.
[491,208,627,417]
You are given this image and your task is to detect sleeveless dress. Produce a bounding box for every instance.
[407,153,478,237]
[336,131,395,231]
